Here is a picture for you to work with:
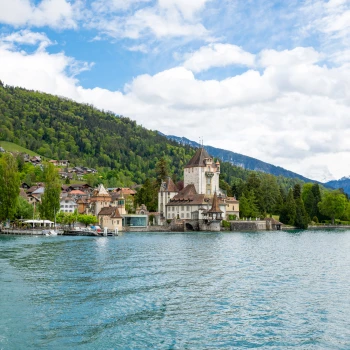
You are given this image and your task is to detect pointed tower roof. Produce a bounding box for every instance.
[164,177,178,192]
[97,184,109,195]
[185,148,211,168]
[207,192,223,213]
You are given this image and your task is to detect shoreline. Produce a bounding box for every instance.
[2,225,350,236]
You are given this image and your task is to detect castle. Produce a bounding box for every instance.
[158,148,239,231]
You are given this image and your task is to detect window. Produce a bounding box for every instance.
[207,178,211,184]
[181,213,184,218]
[117,220,119,224]
[207,189,211,195]
[172,214,175,218]
[186,213,190,218]
[181,206,184,211]
[187,206,190,211]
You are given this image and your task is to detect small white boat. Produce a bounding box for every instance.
[43,230,58,236]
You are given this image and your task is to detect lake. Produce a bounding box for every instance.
[1,230,350,349]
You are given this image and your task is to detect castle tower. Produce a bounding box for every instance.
[184,148,220,196]
[158,177,178,218]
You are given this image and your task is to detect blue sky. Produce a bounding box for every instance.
[0,0,349,181]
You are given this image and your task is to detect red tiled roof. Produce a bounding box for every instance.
[70,190,86,195]
[98,207,122,218]
[19,188,28,199]
[164,177,178,192]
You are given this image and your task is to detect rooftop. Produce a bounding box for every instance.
[185,148,211,168]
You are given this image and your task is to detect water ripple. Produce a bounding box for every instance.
[1,231,350,349]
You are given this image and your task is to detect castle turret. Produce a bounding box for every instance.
[184,148,220,196]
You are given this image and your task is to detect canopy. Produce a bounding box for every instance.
[23,220,54,224]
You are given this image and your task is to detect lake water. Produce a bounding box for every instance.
[1,230,350,349]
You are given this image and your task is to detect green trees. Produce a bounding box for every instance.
[279,189,296,226]
[39,163,61,220]
[14,196,34,220]
[0,153,20,221]
[78,214,97,227]
[155,158,169,185]
[318,190,347,224]
[260,174,280,214]
[302,183,322,221]
[239,191,260,218]
[135,178,158,212]
[293,184,308,229]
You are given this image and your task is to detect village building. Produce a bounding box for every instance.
[98,207,123,232]
[158,177,178,218]
[60,198,78,213]
[49,160,69,167]
[31,187,45,199]
[90,184,112,216]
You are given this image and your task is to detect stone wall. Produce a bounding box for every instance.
[230,220,267,231]
[125,225,172,232]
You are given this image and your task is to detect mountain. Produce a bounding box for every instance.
[326,177,350,195]
[165,135,317,183]
[0,82,307,191]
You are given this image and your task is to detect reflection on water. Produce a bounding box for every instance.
[1,231,350,349]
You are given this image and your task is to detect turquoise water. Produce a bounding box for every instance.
[1,231,350,349]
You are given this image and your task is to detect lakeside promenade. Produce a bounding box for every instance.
[2,224,350,235]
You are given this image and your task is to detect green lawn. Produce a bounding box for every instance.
[0,141,39,156]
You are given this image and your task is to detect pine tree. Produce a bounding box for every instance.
[294,198,309,229]
[311,183,322,220]
[279,189,296,226]
[0,153,20,221]
[239,190,260,218]
[155,158,169,185]
[293,184,308,229]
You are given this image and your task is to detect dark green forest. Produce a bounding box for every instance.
[0,82,303,190]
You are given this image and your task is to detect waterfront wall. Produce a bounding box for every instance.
[230,220,267,231]
[125,225,172,232]
[0,229,46,235]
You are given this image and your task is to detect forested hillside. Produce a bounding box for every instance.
[0,82,194,184]
[0,82,304,193]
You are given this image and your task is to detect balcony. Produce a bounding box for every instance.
[205,171,214,177]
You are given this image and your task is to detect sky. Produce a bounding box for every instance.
[0,0,349,182]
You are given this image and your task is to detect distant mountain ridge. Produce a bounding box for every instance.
[164,134,318,183]
[325,177,350,195]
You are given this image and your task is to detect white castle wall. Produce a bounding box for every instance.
[184,164,219,195]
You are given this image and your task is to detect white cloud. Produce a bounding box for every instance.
[158,0,209,20]
[0,0,77,29]
[1,33,350,181]
[0,29,53,51]
[301,0,350,43]
[183,43,256,73]
[126,44,149,53]
[85,0,209,40]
